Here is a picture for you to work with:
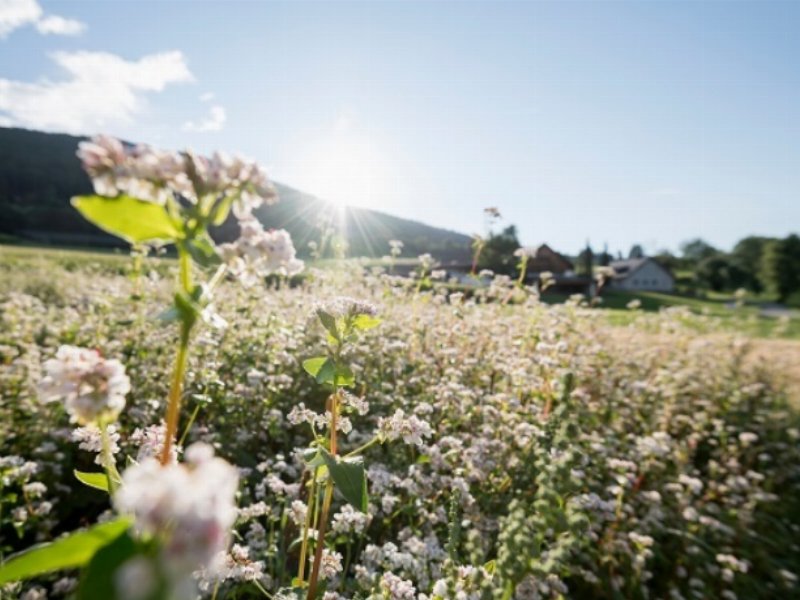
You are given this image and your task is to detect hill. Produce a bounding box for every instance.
[0,127,472,263]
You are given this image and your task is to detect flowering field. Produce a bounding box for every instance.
[1,138,799,600]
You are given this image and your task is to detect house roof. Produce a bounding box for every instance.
[610,257,674,281]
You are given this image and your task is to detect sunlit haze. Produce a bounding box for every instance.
[2,0,798,255]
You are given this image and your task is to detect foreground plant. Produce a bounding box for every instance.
[0,135,303,598]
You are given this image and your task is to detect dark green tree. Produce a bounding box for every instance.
[680,238,719,263]
[731,236,772,293]
[760,235,800,302]
[478,225,521,275]
[628,244,645,259]
[577,243,594,275]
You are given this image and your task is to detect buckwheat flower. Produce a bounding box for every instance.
[22,482,47,498]
[431,269,447,280]
[418,253,434,271]
[389,239,404,257]
[378,409,433,447]
[221,217,304,285]
[71,424,120,466]
[39,345,130,425]
[77,135,127,196]
[310,549,343,580]
[380,572,416,599]
[332,504,371,534]
[739,432,759,446]
[289,500,307,527]
[316,296,378,319]
[114,442,239,582]
[130,423,179,463]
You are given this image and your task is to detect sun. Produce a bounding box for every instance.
[288,126,388,211]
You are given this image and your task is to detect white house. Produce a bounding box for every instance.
[609,258,675,292]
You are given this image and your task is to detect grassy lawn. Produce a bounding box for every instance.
[597,289,800,339]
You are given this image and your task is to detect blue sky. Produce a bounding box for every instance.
[1,0,798,255]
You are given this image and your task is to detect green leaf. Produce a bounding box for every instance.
[320,448,368,513]
[77,530,140,600]
[74,470,114,492]
[302,356,335,386]
[209,194,235,226]
[72,195,181,244]
[183,234,221,268]
[0,517,133,585]
[316,310,340,341]
[302,356,328,378]
[352,314,381,331]
[333,363,355,387]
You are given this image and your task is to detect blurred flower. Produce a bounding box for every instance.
[39,345,129,424]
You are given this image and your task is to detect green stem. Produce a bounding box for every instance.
[161,321,191,465]
[253,579,273,598]
[343,435,381,459]
[177,402,201,449]
[297,467,318,583]
[306,391,339,600]
[99,421,120,494]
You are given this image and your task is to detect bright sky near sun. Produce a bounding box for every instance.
[1,0,798,255]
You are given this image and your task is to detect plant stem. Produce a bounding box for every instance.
[297,467,318,583]
[306,391,339,600]
[177,402,201,449]
[99,422,119,494]
[161,321,191,464]
[343,435,381,459]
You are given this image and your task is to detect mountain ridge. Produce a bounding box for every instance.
[0,127,472,263]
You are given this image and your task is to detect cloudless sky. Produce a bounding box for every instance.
[2,0,799,255]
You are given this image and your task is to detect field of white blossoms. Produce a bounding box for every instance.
[1,137,799,600]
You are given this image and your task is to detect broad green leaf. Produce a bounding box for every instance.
[77,530,141,600]
[320,448,368,513]
[333,363,355,387]
[352,314,381,331]
[302,356,329,378]
[316,310,340,341]
[72,195,181,244]
[0,517,133,585]
[303,356,336,386]
[74,470,112,492]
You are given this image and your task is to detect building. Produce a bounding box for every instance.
[525,244,595,296]
[609,257,675,292]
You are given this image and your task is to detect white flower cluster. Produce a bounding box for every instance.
[331,504,371,535]
[513,246,537,259]
[315,296,378,319]
[310,549,343,581]
[71,424,120,466]
[377,409,433,447]
[130,423,179,463]
[77,135,277,216]
[219,216,304,286]
[113,443,239,582]
[39,345,130,424]
[379,572,416,599]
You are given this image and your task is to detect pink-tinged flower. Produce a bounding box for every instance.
[220,216,304,286]
[39,345,129,424]
[114,443,239,583]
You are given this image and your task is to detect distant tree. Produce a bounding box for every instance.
[680,238,719,263]
[731,236,772,293]
[653,250,681,271]
[760,234,800,301]
[478,224,520,275]
[597,243,612,266]
[696,255,749,292]
[577,243,594,275]
[628,244,645,259]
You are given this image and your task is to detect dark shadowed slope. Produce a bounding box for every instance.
[0,127,471,262]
